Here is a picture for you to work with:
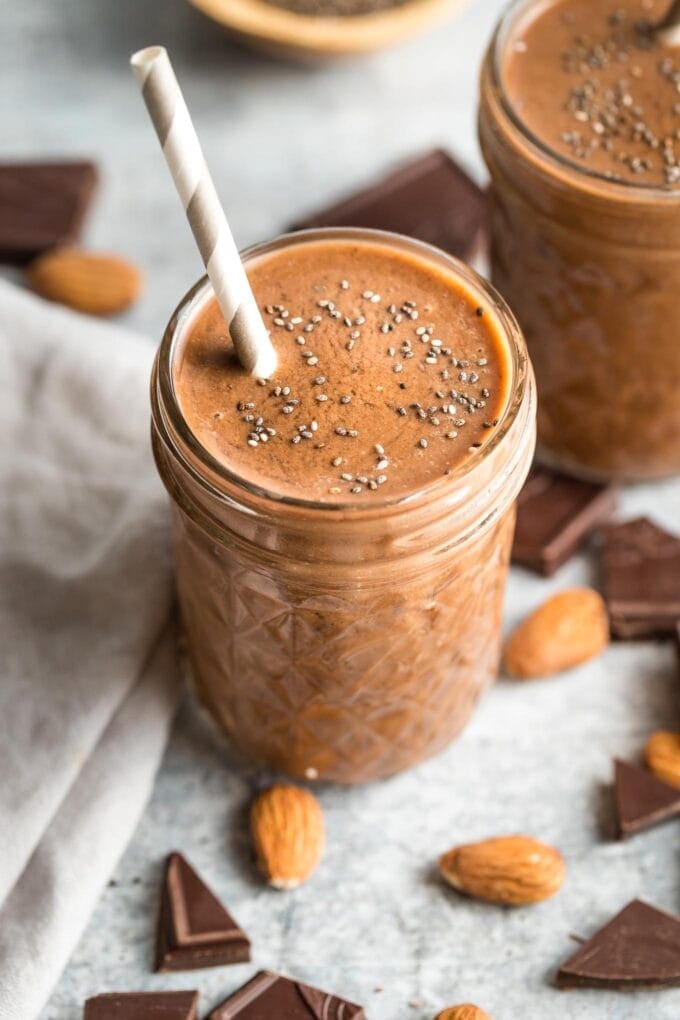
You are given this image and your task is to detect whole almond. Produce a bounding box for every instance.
[439,835,565,906]
[250,784,324,889]
[28,248,142,316]
[645,731,680,788]
[435,1006,491,1020]
[503,587,609,679]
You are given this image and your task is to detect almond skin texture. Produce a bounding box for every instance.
[439,835,565,906]
[435,1006,491,1020]
[250,784,325,889]
[503,587,609,679]
[28,248,142,316]
[645,731,680,788]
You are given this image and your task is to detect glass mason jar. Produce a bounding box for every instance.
[479,0,680,482]
[151,228,536,784]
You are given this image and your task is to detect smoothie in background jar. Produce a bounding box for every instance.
[151,229,535,784]
[480,0,680,482]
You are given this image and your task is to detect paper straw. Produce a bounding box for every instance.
[657,0,680,45]
[130,46,277,379]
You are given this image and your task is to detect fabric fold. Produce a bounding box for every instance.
[0,625,179,1020]
[0,281,178,1018]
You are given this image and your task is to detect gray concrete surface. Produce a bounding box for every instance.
[4,0,680,1016]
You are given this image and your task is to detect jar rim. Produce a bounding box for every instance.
[490,0,680,200]
[153,226,532,518]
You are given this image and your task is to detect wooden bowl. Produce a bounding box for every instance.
[187,0,471,60]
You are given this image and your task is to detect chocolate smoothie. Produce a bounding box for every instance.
[480,0,680,480]
[505,0,680,186]
[175,238,511,503]
[152,229,536,783]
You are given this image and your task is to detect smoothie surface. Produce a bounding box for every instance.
[503,0,680,187]
[174,237,511,503]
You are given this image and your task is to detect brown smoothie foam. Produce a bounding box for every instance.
[503,0,680,187]
[174,237,511,503]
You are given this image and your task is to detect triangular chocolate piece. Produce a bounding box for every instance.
[557,900,680,989]
[84,990,198,1019]
[155,852,251,971]
[614,759,680,837]
[208,971,365,1020]
[297,980,365,1019]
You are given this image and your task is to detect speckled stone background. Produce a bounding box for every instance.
[4,0,680,1016]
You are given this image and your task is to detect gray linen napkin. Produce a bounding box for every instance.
[0,280,179,1019]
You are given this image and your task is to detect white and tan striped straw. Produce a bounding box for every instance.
[130,46,277,379]
[658,0,680,45]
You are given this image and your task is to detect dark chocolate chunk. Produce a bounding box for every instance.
[513,466,616,576]
[293,149,487,263]
[155,852,251,971]
[0,161,98,263]
[84,990,199,1019]
[208,970,365,1019]
[556,899,680,989]
[610,616,675,640]
[613,759,680,838]
[599,518,680,639]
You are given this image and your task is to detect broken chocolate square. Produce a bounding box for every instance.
[293,149,487,264]
[156,852,251,971]
[0,160,98,263]
[84,990,199,1020]
[599,518,680,639]
[513,466,616,576]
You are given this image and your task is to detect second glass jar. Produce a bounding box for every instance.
[479,0,680,482]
